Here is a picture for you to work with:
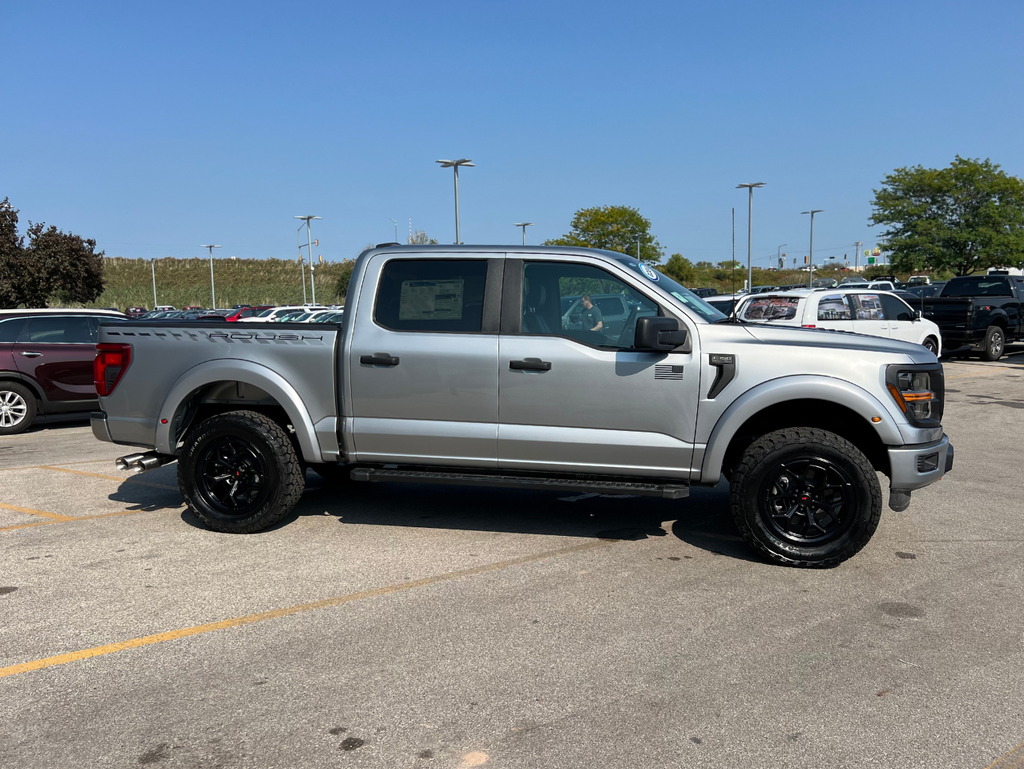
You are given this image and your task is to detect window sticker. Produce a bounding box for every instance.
[741,296,800,320]
[817,294,851,321]
[398,279,465,321]
[853,294,884,320]
[639,263,660,281]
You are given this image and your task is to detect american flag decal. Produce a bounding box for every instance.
[655,365,685,380]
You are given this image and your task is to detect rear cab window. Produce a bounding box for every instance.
[374,259,488,333]
[740,296,801,321]
[941,277,1012,297]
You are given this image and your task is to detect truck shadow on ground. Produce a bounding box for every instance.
[274,474,763,563]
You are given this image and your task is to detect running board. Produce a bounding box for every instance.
[349,467,690,499]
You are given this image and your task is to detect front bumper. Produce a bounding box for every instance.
[91,411,112,443]
[888,435,953,491]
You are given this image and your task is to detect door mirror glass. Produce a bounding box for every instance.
[636,316,688,351]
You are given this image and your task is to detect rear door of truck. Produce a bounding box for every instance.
[345,253,502,467]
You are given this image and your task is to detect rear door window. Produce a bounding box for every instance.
[817,294,851,321]
[374,259,488,333]
[848,294,886,320]
[21,316,94,343]
[880,294,914,321]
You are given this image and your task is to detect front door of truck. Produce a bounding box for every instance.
[496,258,699,479]
[347,255,502,467]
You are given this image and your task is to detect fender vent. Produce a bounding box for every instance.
[655,365,685,380]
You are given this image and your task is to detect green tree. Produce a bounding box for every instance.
[659,253,694,284]
[409,229,439,245]
[544,205,664,263]
[0,199,25,308]
[869,156,1024,275]
[0,199,105,308]
[334,259,356,302]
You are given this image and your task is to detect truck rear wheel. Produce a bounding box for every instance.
[981,326,1005,361]
[178,410,305,533]
[730,427,882,568]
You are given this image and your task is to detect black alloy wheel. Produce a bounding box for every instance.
[730,427,882,568]
[194,436,271,516]
[178,410,305,533]
[982,327,1004,361]
[759,456,855,546]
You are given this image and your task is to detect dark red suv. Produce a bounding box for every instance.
[0,310,125,434]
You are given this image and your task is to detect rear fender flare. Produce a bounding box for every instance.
[699,375,904,483]
[155,359,321,463]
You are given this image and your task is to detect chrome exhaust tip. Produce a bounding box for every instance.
[118,452,175,475]
[115,453,146,471]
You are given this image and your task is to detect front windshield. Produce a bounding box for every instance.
[609,256,727,321]
[257,308,276,317]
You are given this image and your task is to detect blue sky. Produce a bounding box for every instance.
[3,0,1022,268]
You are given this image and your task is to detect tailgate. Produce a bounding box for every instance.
[922,297,972,329]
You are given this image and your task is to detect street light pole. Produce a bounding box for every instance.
[151,259,158,308]
[854,240,862,272]
[777,244,787,271]
[387,216,398,243]
[200,245,221,307]
[514,222,533,245]
[436,159,474,244]
[296,225,307,304]
[801,210,823,288]
[294,215,322,305]
[736,182,766,292]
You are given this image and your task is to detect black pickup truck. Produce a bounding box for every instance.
[922,274,1024,360]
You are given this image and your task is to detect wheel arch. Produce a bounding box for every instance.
[0,374,45,408]
[701,376,901,484]
[155,360,323,463]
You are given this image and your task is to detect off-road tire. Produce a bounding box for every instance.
[0,382,37,436]
[730,427,882,568]
[310,462,353,484]
[178,410,305,533]
[981,326,1005,362]
[922,336,939,356]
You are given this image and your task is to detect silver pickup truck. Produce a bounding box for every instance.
[92,245,953,567]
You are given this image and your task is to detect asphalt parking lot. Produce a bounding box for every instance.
[2,351,1023,769]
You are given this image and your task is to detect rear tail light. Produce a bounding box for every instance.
[94,343,132,396]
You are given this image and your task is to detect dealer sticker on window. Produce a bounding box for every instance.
[639,264,660,281]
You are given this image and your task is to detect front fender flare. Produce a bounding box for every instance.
[154,359,322,463]
[699,375,904,483]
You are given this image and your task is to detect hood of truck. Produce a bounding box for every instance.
[738,323,935,363]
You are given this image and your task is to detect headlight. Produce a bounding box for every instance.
[886,364,944,426]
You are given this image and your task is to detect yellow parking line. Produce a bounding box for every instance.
[37,465,178,491]
[0,539,615,679]
[0,502,74,522]
[0,505,180,533]
[984,739,1024,769]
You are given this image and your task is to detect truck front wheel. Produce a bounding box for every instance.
[178,410,306,533]
[730,427,882,568]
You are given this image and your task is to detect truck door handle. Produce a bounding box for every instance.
[19,351,42,358]
[509,358,551,371]
[360,353,400,367]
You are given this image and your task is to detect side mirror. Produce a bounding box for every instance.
[636,316,688,351]
[914,309,922,320]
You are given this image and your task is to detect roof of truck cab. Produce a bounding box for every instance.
[358,244,631,260]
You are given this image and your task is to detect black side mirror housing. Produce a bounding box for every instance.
[636,316,689,351]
